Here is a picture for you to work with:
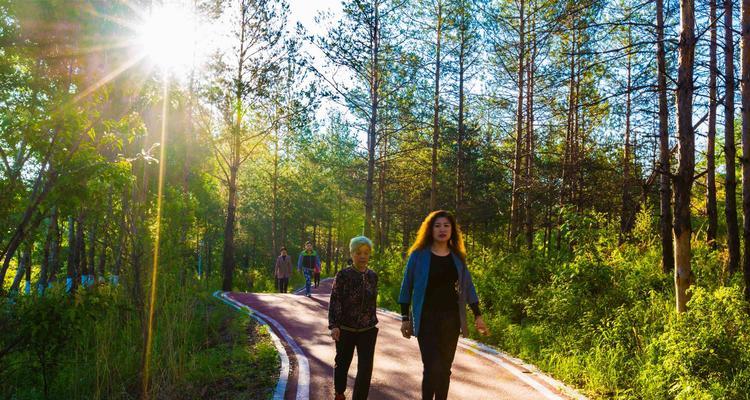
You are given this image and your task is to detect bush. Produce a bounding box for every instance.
[640,286,750,400]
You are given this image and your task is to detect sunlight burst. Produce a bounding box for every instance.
[136,3,197,73]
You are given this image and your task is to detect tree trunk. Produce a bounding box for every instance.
[0,210,46,294]
[674,0,695,313]
[430,0,443,212]
[377,123,387,247]
[45,208,60,289]
[725,0,741,275]
[741,0,750,300]
[77,216,87,288]
[524,17,536,250]
[66,216,76,293]
[38,208,59,293]
[561,31,577,207]
[456,10,466,215]
[87,221,96,286]
[272,128,279,257]
[621,28,634,241]
[9,243,31,294]
[706,0,718,249]
[326,224,332,274]
[509,0,525,244]
[657,0,675,274]
[364,2,380,237]
[221,168,238,291]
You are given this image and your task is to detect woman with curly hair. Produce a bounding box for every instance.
[398,210,488,400]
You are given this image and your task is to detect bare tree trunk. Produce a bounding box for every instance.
[42,208,60,292]
[377,122,387,247]
[561,30,577,207]
[364,1,380,237]
[621,28,635,241]
[706,0,719,249]
[9,242,31,294]
[222,167,238,291]
[430,0,443,212]
[674,0,695,313]
[509,0,525,244]
[326,224,332,274]
[524,16,536,250]
[87,221,96,286]
[76,216,87,289]
[741,0,750,300]
[272,126,279,257]
[66,216,77,293]
[726,0,741,275]
[657,0,675,274]
[456,12,466,215]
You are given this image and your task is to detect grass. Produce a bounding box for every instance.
[0,272,280,400]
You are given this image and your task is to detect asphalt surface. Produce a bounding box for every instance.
[226,278,581,400]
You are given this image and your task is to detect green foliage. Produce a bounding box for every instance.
[640,287,750,400]
[0,275,279,400]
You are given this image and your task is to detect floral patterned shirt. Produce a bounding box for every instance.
[328,267,378,331]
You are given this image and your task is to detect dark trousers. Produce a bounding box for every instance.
[313,272,321,287]
[276,277,288,293]
[417,309,460,400]
[334,327,378,399]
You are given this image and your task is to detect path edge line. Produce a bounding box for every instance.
[217,291,310,400]
[213,290,291,400]
[376,306,587,400]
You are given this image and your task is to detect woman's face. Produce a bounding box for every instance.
[281,250,287,256]
[352,245,371,269]
[432,216,452,244]
[305,243,312,252]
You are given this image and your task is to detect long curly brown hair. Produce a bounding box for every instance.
[408,210,467,264]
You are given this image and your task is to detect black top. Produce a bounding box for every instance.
[401,252,481,319]
[328,267,379,330]
[423,253,459,313]
[302,253,316,269]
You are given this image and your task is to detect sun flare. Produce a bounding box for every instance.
[136,3,197,73]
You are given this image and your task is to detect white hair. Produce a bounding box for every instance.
[349,236,373,254]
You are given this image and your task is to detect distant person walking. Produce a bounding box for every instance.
[297,241,320,297]
[314,256,322,288]
[274,247,292,293]
[329,236,378,400]
[398,210,489,400]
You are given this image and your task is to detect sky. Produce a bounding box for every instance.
[289,0,341,36]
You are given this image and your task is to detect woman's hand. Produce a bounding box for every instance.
[400,320,413,339]
[475,316,489,336]
[331,328,341,342]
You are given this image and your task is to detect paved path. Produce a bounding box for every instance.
[219,279,585,400]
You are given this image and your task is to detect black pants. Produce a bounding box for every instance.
[417,309,460,400]
[334,327,378,399]
[276,277,288,293]
[314,272,321,287]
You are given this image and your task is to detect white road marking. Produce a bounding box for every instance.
[214,291,311,400]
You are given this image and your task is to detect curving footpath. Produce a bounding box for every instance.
[216,279,587,400]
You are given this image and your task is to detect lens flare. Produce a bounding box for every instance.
[136,3,196,72]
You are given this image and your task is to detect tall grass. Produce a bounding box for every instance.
[0,269,279,400]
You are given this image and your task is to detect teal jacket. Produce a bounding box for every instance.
[398,248,479,337]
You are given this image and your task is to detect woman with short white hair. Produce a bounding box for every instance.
[328,236,379,400]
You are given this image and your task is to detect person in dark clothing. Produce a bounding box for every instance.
[314,257,321,288]
[297,241,321,297]
[274,247,292,293]
[398,210,489,400]
[328,236,378,400]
